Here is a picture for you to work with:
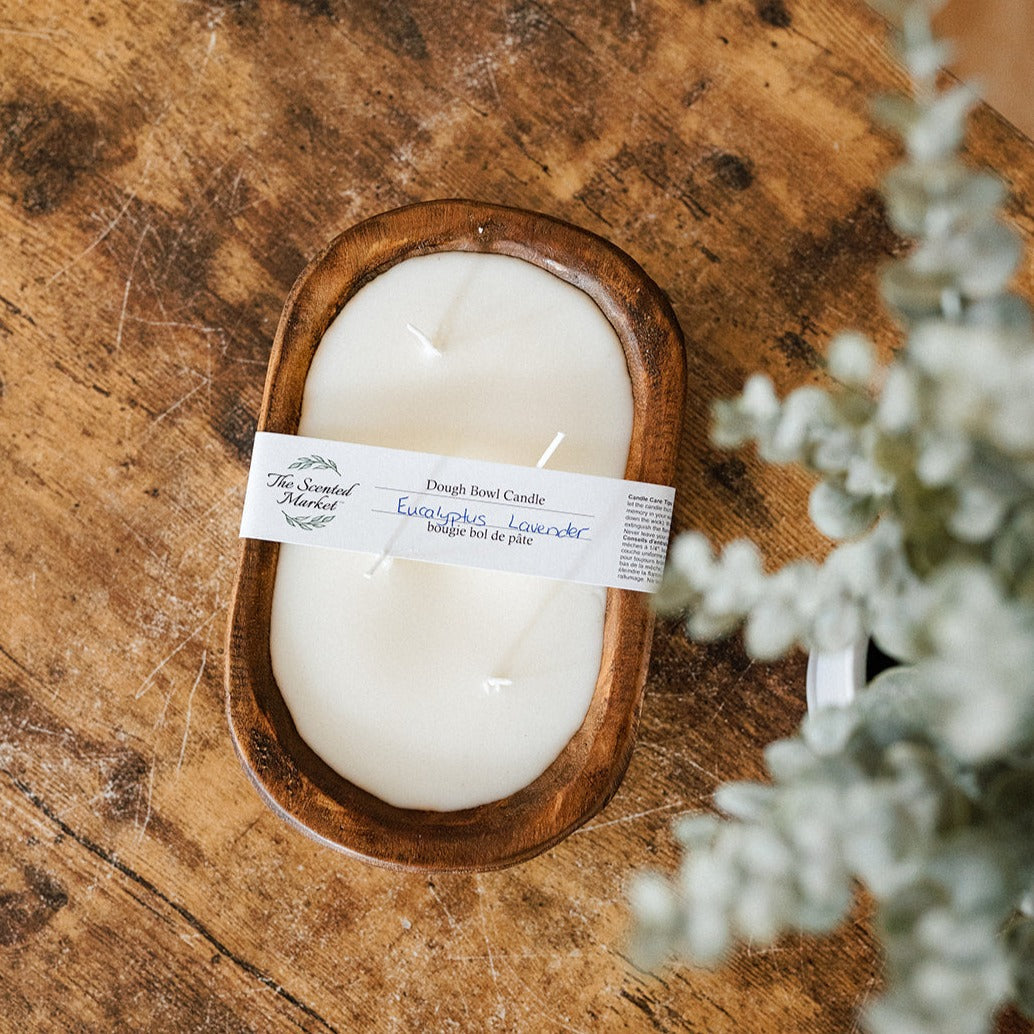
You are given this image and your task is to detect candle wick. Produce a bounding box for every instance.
[406,322,442,357]
[536,431,566,469]
[366,455,450,578]
[364,553,393,579]
[480,433,567,684]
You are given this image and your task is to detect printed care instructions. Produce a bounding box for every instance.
[240,432,676,592]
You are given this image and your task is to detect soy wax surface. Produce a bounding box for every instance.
[270,251,634,810]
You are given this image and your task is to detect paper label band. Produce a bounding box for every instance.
[240,432,675,592]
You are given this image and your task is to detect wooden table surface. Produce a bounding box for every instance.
[2,1,1032,1031]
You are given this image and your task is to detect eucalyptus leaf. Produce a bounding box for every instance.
[882,162,1004,238]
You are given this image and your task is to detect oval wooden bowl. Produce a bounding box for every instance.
[226,200,685,871]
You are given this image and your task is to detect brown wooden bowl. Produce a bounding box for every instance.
[226,200,685,871]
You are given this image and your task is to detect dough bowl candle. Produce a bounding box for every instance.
[227,201,684,870]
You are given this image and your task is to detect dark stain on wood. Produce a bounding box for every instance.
[284,99,326,148]
[505,0,551,43]
[0,683,86,759]
[24,865,68,912]
[0,92,122,214]
[258,231,309,294]
[374,0,430,61]
[587,2,659,70]
[627,140,674,199]
[85,200,213,340]
[648,632,754,698]
[102,749,149,823]
[0,866,68,946]
[775,329,823,368]
[100,154,277,323]
[215,395,258,463]
[706,455,774,529]
[499,5,605,152]
[0,682,33,728]
[672,170,712,220]
[305,0,428,61]
[756,0,792,28]
[712,152,756,191]
[769,190,902,310]
[282,0,336,17]
[0,684,82,768]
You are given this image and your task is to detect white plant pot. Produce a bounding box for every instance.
[805,639,867,712]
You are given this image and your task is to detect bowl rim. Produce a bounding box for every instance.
[225,199,687,871]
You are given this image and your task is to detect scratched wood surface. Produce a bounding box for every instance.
[2,1,1032,1031]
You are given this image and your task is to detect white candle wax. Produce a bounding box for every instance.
[269,251,633,811]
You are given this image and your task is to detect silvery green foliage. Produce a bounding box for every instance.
[633,5,1034,1033]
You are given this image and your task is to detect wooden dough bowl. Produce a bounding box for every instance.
[226,200,686,871]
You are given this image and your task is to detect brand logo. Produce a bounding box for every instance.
[265,454,359,531]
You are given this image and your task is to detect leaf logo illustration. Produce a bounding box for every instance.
[288,454,341,475]
[282,511,336,531]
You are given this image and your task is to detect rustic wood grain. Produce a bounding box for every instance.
[1,0,1032,1030]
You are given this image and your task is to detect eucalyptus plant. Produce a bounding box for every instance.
[630,4,1034,1032]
